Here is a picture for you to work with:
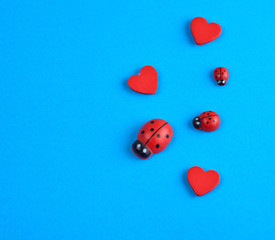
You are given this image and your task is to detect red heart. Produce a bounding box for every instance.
[191,17,221,45]
[187,166,220,196]
[128,66,158,94]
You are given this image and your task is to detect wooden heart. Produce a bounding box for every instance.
[128,66,158,94]
[191,17,221,45]
[187,166,220,196]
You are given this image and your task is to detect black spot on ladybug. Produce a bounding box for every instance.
[213,120,215,123]
[141,130,145,134]
[224,70,226,72]
[203,112,205,114]
[222,72,224,74]
[207,113,209,115]
[209,118,211,120]
[151,121,154,124]
[156,144,159,148]
[206,122,209,124]
[150,128,154,131]
[157,134,161,138]
[166,134,169,138]
[215,71,217,72]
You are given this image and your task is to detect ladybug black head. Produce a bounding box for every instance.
[193,116,202,129]
[132,140,152,159]
[217,79,227,86]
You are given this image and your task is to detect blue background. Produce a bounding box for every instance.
[1,0,274,239]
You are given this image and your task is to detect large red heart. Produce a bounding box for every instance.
[191,17,221,45]
[187,166,220,196]
[128,65,158,94]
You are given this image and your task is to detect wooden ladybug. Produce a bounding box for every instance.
[132,119,173,159]
[193,111,220,132]
[214,67,229,86]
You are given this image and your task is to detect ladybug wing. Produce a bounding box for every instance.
[137,119,167,144]
[201,117,214,132]
[214,68,221,81]
[220,67,229,80]
[201,115,220,132]
[212,115,221,129]
[200,111,218,119]
[208,111,218,117]
[200,111,211,119]
[147,122,173,153]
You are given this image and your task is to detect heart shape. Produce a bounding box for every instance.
[128,65,158,94]
[191,17,221,45]
[187,166,220,196]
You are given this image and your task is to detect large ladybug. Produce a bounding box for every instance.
[193,111,220,132]
[214,67,229,86]
[132,119,173,159]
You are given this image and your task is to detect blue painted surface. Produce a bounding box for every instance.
[0,0,274,239]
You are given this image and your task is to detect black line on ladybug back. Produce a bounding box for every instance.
[145,122,168,144]
[200,115,219,120]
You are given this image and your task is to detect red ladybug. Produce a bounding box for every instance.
[214,67,229,86]
[193,111,220,132]
[132,119,173,159]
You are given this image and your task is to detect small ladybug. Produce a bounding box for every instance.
[214,67,229,86]
[132,119,173,159]
[193,111,220,132]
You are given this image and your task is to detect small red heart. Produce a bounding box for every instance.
[128,66,158,94]
[191,17,221,45]
[187,166,220,196]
